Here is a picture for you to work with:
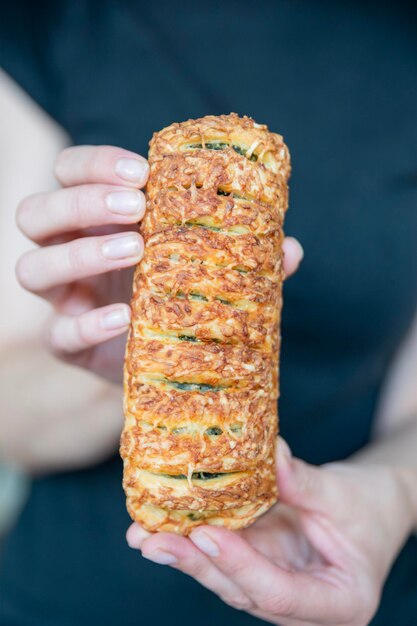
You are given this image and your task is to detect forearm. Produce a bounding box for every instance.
[0,341,123,473]
[352,308,417,534]
[353,413,417,467]
[350,417,417,537]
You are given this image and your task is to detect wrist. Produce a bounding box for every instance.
[393,466,417,534]
[374,467,414,580]
[350,459,416,537]
[342,460,415,576]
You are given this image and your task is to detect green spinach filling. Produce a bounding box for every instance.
[216,189,246,201]
[185,221,221,232]
[205,142,229,150]
[216,297,231,305]
[165,381,224,392]
[189,292,208,301]
[162,471,229,481]
[187,512,203,520]
[176,292,208,302]
[178,335,199,342]
[171,426,188,435]
[205,426,223,436]
[186,141,258,161]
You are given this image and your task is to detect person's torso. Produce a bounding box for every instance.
[1,1,417,624]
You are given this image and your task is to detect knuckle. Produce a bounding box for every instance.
[221,594,253,611]
[54,147,72,180]
[76,315,94,350]
[16,195,35,234]
[66,239,90,273]
[15,253,34,291]
[85,149,103,180]
[45,314,92,356]
[261,592,296,617]
[224,558,252,579]
[66,185,89,224]
[186,557,208,580]
[293,460,312,495]
[44,318,64,354]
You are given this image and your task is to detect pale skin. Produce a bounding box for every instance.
[0,76,127,475]
[15,145,417,625]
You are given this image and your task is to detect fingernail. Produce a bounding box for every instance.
[190,531,220,557]
[100,307,130,330]
[115,158,148,183]
[143,550,178,565]
[291,238,304,261]
[106,190,143,216]
[101,234,142,260]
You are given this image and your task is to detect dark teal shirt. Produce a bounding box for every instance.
[1,1,417,624]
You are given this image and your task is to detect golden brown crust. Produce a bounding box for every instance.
[132,293,278,349]
[143,185,286,237]
[122,389,278,473]
[121,113,290,534]
[127,339,275,389]
[123,454,276,508]
[125,499,276,535]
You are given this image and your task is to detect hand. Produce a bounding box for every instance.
[15,146,149,382]
[15,145,304,383]
[0,340,124,473]
[127,440,414,626]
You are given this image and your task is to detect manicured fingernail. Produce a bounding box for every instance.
[115,158,149,183]
[100,307,130,330]
[101,234,142,260]
[289,237,304,261]
[143,550,178,565]
[106,190,144,216]
[190,531,220,557]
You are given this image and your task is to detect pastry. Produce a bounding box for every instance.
[121,113,290,534]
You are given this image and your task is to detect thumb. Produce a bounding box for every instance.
[276,437,344,514]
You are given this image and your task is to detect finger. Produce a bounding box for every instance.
[277,439,371,568]
[189,526,344,621]
[277,438,345,514]
[17,185,146,244]
[133,528,254,612]
[54,145,149,188]
[283,236,304,278]
[241,503,317,571]
[16,231,143,293]
[126,523,152,548]
[61,332,128,384]
[46,304,131,354]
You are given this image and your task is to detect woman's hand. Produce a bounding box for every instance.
[127,440,414,626]
[15,145,304,383]
[15,146,149,382]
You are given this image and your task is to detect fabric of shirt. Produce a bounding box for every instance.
[0,1,417,624]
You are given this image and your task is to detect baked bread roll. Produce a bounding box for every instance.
[121,113,290,535]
